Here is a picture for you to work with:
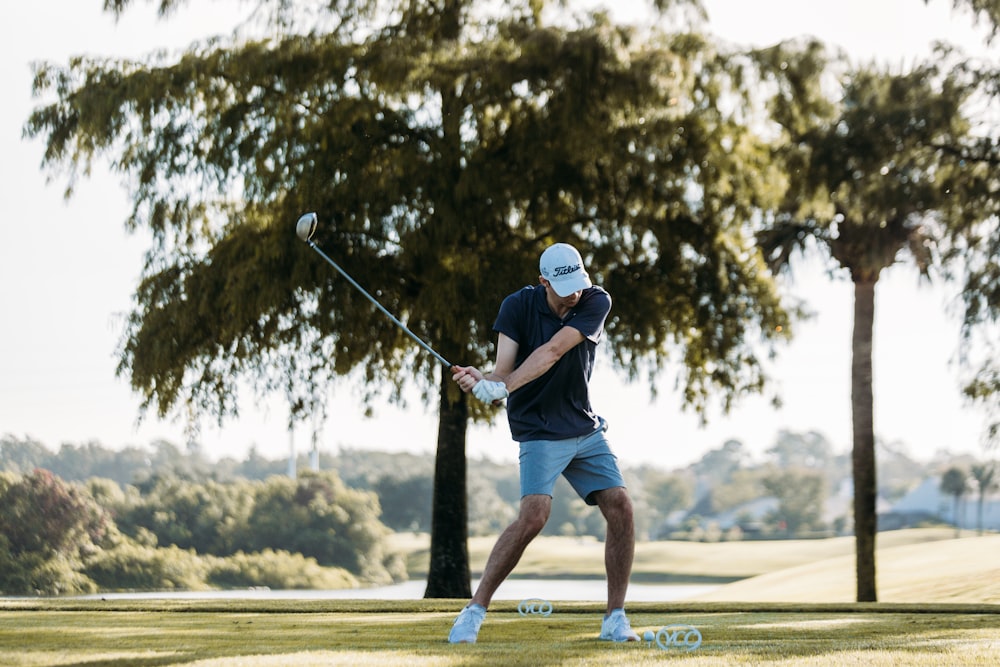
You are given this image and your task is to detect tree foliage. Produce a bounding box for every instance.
[766,430,834,470]
[692,439,747,485]
[708,468,768,514]
[760,467,828,535]
[121,475,255,554]
[969,461,997,534]
[241,472,403,582]
[0,470,110,594]
[940,465,970,533]
[0,470,109,561]
[941,0,1000,37]
[26,1,787,419]
[932,1,1000,447]
[0,437,50,475]
[0,466,397,594]
[115,470,405,582]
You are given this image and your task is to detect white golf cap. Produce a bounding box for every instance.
[539,243,591,297]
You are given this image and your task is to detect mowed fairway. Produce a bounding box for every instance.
[2,530,999,666]
[2,599,999,666]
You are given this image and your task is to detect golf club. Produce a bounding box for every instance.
[295,212,454,368]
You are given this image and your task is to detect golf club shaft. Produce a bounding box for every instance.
[306,241,454,368]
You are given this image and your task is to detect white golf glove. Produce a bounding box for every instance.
[473,380,509,405]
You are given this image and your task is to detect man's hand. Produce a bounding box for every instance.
[473,380,508,405]
[452,366,484,394]
[453,366,507,405]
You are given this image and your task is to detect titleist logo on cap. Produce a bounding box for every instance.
[551,264,582,277]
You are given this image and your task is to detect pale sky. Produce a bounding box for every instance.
[0,0,995,469]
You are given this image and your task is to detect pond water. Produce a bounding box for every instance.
[75,579,717,602]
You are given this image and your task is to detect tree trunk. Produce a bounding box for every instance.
[852,278,878,602]
[424,369,471,598]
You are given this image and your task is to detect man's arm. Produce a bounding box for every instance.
[451,335,519,394]
[488,327,584,394]
[452,326,583,397]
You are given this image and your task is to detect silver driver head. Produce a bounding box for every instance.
[296,212,318,242]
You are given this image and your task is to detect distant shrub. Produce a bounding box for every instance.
[83,541,209,591]
[0,545,98,596]
[207,549,358,590]
[83,542,359,592]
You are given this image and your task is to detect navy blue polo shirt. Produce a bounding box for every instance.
[493,284,611,442]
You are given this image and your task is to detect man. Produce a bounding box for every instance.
[448,242,639,644]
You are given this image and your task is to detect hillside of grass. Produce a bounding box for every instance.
[692,533,1000,604]
[392,528,1000,603]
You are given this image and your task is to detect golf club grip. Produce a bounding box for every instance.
[307,242,453,368]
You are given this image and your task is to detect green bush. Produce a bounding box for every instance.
[239,472,404,584]
[82,541,209,591]
[22,557,98,596]
[0,543,97,596]
[207,549,359,590]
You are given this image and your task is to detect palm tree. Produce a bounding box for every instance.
[755,44,976,601]
[969,462,998,535]
[940,466,970,536]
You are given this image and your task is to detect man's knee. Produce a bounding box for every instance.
[596,487,633,521]
[517,494,551,535]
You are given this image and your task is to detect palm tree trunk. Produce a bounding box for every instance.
[852,278,878,602]
[424,369,472,598]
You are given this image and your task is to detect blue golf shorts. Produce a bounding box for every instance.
[518,420,626,506]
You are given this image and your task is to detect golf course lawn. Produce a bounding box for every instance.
[1,529,998,665]
[1,599,997,666]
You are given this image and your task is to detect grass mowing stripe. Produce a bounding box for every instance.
[2,601,1000,666]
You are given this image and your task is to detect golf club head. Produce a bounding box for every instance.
[296,212,318,242]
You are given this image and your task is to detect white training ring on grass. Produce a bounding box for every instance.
[517,598,554,616]
[655,624,702,651]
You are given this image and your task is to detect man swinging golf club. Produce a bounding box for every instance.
[449,242,640,644]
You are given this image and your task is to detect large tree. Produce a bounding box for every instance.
[939,0,1000,451]
[25,0,790,597]
[755,42,982,601]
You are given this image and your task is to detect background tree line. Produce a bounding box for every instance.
[0,458,403,596]
[4,430,994,597]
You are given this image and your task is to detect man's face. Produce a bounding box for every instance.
[541,278,581,308]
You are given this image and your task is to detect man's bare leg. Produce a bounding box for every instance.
[470,494,551,608]
[594,486,635,614]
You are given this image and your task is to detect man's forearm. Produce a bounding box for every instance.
[486,344,562,394]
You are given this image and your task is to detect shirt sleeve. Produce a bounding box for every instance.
[566,288,611,344]
[493,287,531,344]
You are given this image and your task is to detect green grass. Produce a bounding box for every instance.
[693,533,1000,604]
[3,529,999,665]
[1,599,999,666]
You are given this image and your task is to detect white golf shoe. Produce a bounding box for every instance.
[600,608,640,642]
[448,603,486,644]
